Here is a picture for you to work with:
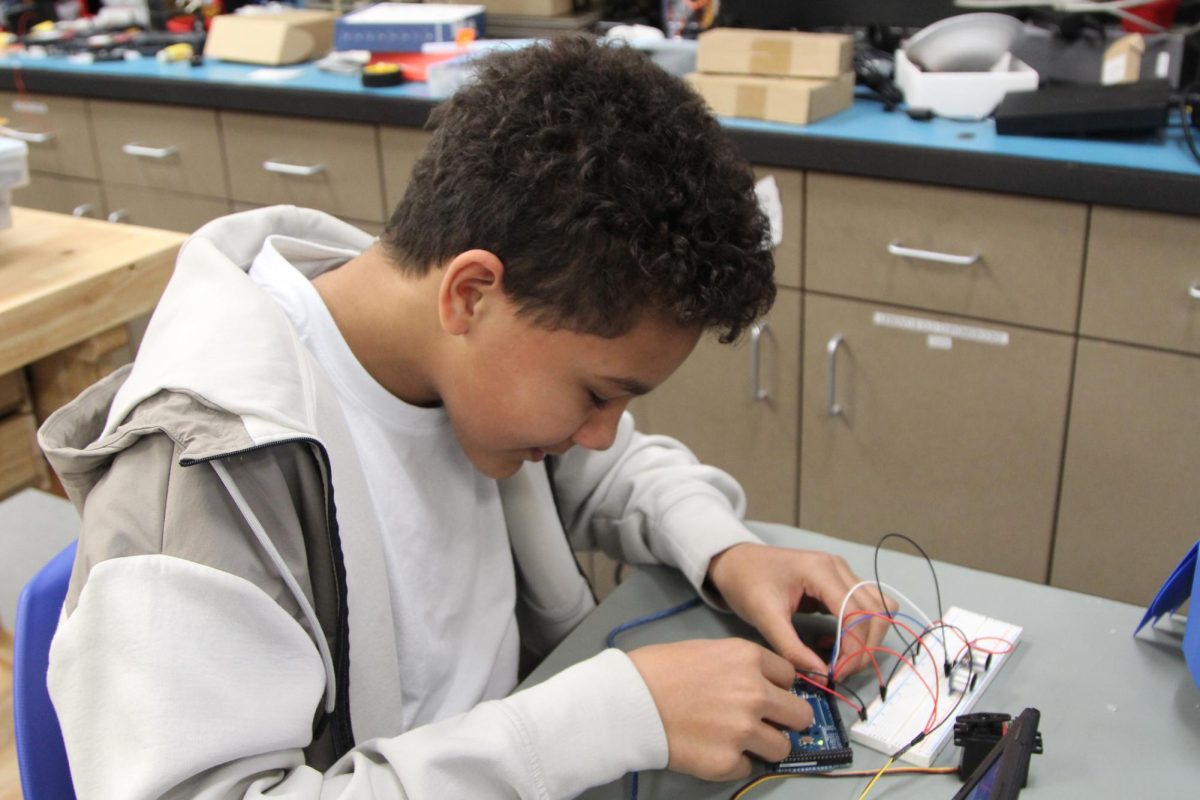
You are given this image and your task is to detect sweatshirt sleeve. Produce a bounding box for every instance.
[50,555,667,800]
[550,411,763,601]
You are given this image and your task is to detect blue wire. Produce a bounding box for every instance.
[605,596,702,800]
[605,596,703,648]
[831,610,927,665]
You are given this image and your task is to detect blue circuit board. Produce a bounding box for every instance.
[772,680,854,773]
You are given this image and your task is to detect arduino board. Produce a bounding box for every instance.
[772,680,854,773]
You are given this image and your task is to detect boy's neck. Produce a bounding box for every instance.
[312,244,445,408]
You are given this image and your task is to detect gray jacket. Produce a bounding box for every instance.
[38,206,761,799]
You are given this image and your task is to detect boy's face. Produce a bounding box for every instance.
[441,298,702,480]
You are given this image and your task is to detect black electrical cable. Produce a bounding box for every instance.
[874,533,948,673]
[881,621,971,694]
[1177,85,1200,166]
[798,668,868,716]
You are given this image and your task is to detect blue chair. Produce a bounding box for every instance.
[13,539,78,800]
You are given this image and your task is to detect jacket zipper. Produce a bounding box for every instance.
[184,439,355,757]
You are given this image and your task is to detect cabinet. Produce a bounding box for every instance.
[1052,205,1200,604]
[799,294,1073,582]
[2,91,105,218]
[629,288,801,525]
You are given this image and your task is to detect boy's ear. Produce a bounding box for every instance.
[437,249,506,335]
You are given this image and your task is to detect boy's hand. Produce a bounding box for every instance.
[628,639,813,781]
[706,543,897,678]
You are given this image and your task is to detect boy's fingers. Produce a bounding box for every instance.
[764,683,815,733]
[756,613,827,675]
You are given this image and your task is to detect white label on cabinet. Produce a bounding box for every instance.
[1156,51,1170,79]
[12,100,48,115]
[873,311,1009,346]
[926,334,953,350]
[754,175,784,249]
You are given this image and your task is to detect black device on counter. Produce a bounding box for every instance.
[994,80,1172,137]
[952,708,1043,800]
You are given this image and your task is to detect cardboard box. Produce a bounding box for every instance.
[479,0,573,16]
[696,28,853,79]
[1102,33,1146,85]
[687,71,855,126]
[204,11,336,66]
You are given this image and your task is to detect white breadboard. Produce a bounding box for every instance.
[849,606,1022,767]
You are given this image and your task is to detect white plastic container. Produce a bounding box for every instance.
[894,49,1039,121]
[0,137,30,231]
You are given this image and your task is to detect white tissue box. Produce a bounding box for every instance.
[894,49,1038,120]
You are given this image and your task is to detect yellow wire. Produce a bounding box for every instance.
[729,765,956,799]
[856,756,897,800]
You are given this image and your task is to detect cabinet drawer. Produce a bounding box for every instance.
[799,295,1073,582]
[222,112,385,223]
[91,100,226,197]
[0,412,47,499]
[1052,340,1200,603]
[105,184,230,232]
[806,173,1087,332]
[380,126,432,218]
[753,166,802,290]
[0,92,99,179]
[1080,206,1200,355]
[12,171,106,219]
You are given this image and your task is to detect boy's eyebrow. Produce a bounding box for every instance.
[602,376,652,396]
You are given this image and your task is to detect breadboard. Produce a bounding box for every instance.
[849,606,1022,767]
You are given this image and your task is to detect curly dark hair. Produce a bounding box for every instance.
[381,36,775,343]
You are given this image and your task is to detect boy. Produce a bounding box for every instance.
[39,37,891,798]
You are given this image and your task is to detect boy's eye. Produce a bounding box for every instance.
[588,391,609,409]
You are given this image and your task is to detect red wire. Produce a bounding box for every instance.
[841,627,884,687]
[794,671,863,716]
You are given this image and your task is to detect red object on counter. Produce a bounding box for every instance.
[1121,0,1180,32]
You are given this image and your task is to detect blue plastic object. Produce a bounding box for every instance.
[1136,540,1200,690]
[13,540,78,800]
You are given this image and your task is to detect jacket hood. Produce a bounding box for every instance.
[38,206,375,506]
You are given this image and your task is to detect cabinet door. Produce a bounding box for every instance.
[806,173,1087,332]
[91,100,227,197]
[752,166,803,290]
[221,112,386,223]
[380,126,433,216]
[629,288,800,525]
[105,184,230,232]
[1052,340,1200,604]
[0,92,99,179]
[799,294,1073,582]
[12,171,106,219]
[1081,206,1200,356]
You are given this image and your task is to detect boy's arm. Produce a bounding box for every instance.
[549,411,762,604]
[50,434,667,799]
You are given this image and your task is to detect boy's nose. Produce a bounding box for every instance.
[570,403,623,451]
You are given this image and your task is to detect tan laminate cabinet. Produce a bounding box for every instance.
[799,294,1074,582]
[380,126,433,215]
[91,99,227,198]
[221,111,386,223]
[1052,340,1200,604]
[753,166,803,290]
[630,288,801,525]
[12,171,106,219]
[2,91,107,217]
[806,173,1088,332]
[104,183,231,233]
[1080,206,1200,355]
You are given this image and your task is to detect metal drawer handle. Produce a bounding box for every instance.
[887,241,980,266]
[1,127,54,144]
[122,143,178,159]
[263,160,326,177]
[72,203,97,218]
[1189,281,1200,300]
[749,322,769,402]
[107,209,130,224]
[827,334,846,417]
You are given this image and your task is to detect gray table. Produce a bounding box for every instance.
[521,523,1200,799]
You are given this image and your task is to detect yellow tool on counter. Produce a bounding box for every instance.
[156,42,195,63]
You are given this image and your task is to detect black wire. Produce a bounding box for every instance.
[874,533,947,662]
[798,668,867,715]
[881,622,970,691]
